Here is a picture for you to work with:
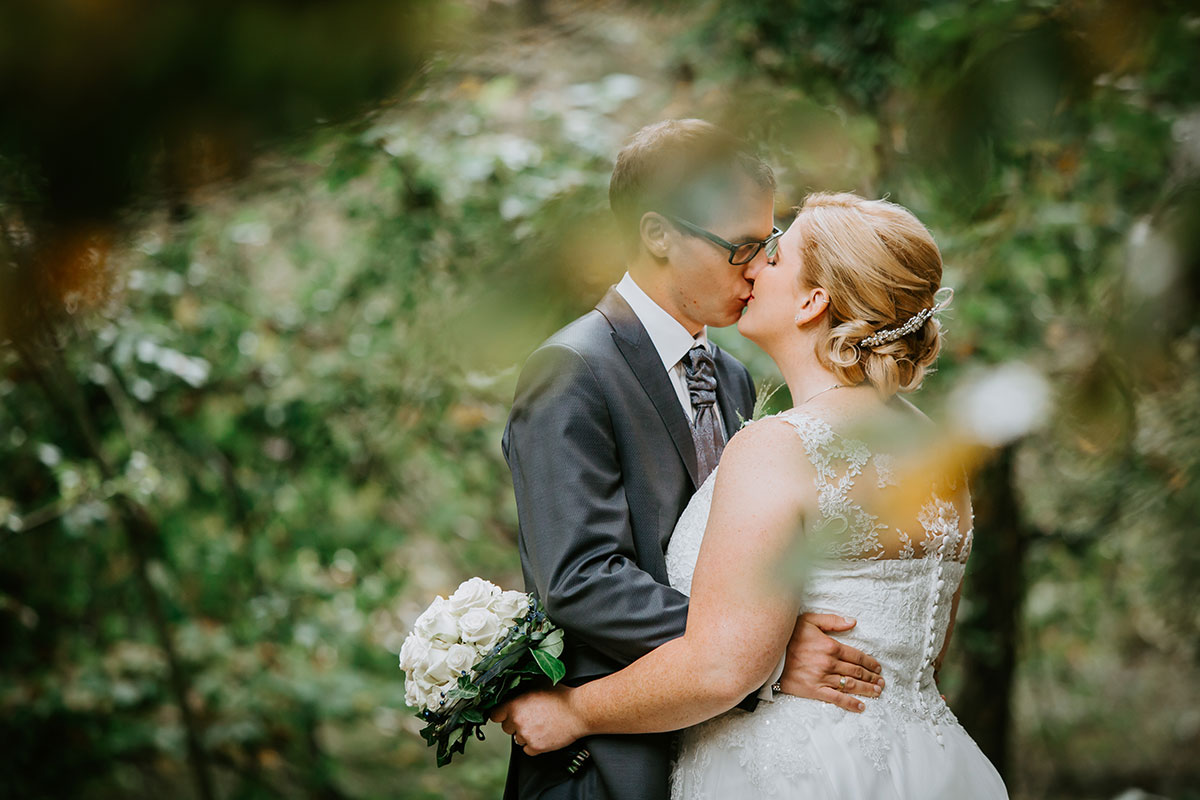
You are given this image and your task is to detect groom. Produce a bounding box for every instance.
[500,119,883,800]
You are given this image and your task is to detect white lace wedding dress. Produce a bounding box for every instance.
[664,409,1009,799]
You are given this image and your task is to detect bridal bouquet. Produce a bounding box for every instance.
[399,577,567,767]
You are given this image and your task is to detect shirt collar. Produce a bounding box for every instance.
[615,272,710,372]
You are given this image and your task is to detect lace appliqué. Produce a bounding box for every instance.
[918,495,972,564]
[778,412,892,560]
[874,453,898,488]
[774,411,973,565]
[895,529,915,559]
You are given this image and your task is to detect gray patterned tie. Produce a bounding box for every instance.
[682,345,726,484]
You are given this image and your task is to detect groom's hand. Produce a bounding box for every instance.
[776,613,885,713]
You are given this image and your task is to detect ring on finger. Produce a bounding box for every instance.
[514,735,526,746]
[838,676,848,690]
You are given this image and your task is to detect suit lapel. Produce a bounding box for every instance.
[711,343,751,439]
[595,288,701,489]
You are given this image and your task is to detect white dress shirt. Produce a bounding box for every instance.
[614,272,727,437]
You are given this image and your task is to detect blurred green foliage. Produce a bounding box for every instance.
[1,1,1198,799]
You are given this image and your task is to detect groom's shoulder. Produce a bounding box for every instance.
[514,307,617,391]
[529,307,617,366]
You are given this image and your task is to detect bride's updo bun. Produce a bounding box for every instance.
[793,192,948,396]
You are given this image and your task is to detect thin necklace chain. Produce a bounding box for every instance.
[799,382,848,406]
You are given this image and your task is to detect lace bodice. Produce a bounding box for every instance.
[664,408,982,797]
[666,406,974,584]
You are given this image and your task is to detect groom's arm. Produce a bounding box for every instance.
[503,343,688,666]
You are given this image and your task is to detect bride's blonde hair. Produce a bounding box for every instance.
[792,192,948,396]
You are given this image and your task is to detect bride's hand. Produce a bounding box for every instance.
[490,685,584,756]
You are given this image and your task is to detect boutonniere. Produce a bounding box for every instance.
[736,380,785,430]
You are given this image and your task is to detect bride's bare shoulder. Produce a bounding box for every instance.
[710,415,816,519]
[719,415,816,483]
[726,412,812,449]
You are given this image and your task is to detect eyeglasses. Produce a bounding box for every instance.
[661,213,783,266]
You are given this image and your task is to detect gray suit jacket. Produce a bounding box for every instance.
[501,288,756,800]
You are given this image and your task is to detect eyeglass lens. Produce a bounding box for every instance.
[731,242,761,264]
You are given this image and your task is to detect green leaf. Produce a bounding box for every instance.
[532,649,566,684]
[539,628,564,658]
[461,708,484,724]
[447,683,479,702]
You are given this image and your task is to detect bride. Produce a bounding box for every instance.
[492,192,1009,799]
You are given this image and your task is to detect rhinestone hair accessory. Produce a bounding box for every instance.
[859,287,954,348]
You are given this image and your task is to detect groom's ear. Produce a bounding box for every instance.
[639,212,672,260]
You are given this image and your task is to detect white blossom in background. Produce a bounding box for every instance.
[187,260,209,287]
[163,272,185,296]
[228,221,271,247]
[135,338,211,387]
[135,231,163,256]
[1127,217,1180,299]
[130,378,155,402]
[37,443,62,467]
[949,362,1052,447]
[367,71,638,211]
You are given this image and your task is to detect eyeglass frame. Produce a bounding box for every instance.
[659,213,783,265]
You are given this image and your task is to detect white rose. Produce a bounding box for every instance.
[404,677,427,710]
[444,642,478,679]
[419,642,454,684]
[458,607,503,650]
[413,596,460,644]
[414,674,447,711]
[492,590,531,625]
[405,669,444,711]
[447,577,501,616]
[398,633,431,673]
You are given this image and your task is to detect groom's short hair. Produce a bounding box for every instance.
[609,119,775,252]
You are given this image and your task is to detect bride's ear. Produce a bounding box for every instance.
[794,286,831,327]
[639,212,672,260]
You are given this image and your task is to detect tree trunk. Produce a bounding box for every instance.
[953,444,1029,779]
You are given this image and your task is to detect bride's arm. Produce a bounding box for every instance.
[493,419,816,753]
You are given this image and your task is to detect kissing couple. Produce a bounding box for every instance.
[490,119,1009,800]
